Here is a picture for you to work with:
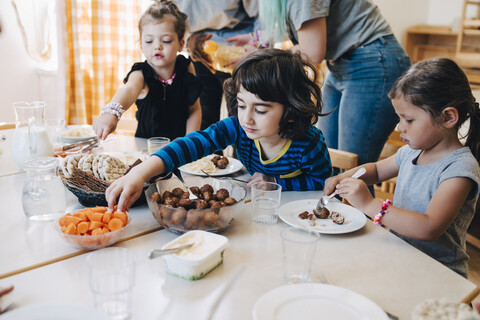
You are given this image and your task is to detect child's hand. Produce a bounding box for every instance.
[105,171,144,212]
[335,178,374,212]
[324,175,343,196]
[93,113,118,140]
[246,172,276,188]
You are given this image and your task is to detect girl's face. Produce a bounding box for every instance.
[392,96,444,150]
[141,16,184,71]
[236,86,284,142]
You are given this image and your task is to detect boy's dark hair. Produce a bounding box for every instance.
[139,0,188,41]
[224,48,323,139]
[388,58,480,161]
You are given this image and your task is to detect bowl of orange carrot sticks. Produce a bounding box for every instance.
[55,206,131,250]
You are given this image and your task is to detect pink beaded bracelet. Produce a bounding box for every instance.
[100,102,125,120]
[373,199,392,226]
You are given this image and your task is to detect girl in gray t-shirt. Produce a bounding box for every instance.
[325,58,480,278]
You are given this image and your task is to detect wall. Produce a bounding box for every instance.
[0,0,467,124]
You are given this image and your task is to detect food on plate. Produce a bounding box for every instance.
[182,155,230,173]
[58,207,128,236]
[412,298,480,320]
[182,156,216,174]
[63,126,95,138]
[298,208,345,225]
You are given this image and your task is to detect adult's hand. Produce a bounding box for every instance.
[186,33,216,74]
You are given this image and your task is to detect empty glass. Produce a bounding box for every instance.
[251,181,282,224]
[22,157,66,221]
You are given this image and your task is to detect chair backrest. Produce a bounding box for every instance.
[0,122,15,130]
[328,148,358,172]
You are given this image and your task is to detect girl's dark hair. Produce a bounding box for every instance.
[388,58,480,161]
[224,48,323,139]
[139,0,188,41]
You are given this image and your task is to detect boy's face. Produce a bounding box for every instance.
[141,15,184,71]
[392,96,444,151]
[236,86,284,142]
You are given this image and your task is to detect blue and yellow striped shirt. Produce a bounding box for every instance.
[155,116,332,191]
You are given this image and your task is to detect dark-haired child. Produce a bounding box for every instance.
[106,48,332,210]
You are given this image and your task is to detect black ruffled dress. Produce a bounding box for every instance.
[124,55,202,140]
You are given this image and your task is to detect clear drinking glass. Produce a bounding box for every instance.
[251,181,282,224]
[147,137,170,155]
[22,157,66,221]
[87,247,135,320]
[46,119,66,147]
[281,227,319,284]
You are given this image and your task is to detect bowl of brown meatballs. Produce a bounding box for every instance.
[145,175,247,234]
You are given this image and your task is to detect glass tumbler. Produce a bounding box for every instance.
[22,157,66,221]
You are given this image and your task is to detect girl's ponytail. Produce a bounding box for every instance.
[466,102,480,162]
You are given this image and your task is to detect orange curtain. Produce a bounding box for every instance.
[64,0,141,125]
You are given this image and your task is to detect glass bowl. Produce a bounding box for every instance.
[145,176,247,234]
[55,209,131,250]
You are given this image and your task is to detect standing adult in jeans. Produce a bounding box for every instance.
[259,0,411,167]
[177,0,259,130]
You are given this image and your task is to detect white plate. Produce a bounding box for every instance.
[1,303,110,320]
[278,199,367,234]
[178,155,243,176]
[253,283,388,320]
[62,125,97,143]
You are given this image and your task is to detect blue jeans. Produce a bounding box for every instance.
[317,35,411,166]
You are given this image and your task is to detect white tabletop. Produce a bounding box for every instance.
[0,191,478,320]
[0,132,163,278]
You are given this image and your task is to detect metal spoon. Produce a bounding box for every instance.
[316,167,366,211]
[148,243,194,259]
[200,169,248,183]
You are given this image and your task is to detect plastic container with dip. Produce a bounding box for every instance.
[162,230,228,280]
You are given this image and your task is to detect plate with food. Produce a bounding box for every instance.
[62,124,97,143]
[278,199,367,234]
[253,283,388,320]
[178,155,243,176]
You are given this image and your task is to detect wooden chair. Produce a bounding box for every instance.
[328,148,358,172]
[374,129,405,201]
[0,122,15,130]
[455,0,480,71]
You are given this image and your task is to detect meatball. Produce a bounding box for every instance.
[170,210,187,225]
[215,188,230,201]
[211,155,222,166]
[163,197,179,207]
[203,211,219,226]
[298,211,309,219]
[200,184,214,194]
[150,192,162,204]
[171,187,184,198]
[211,201,225,208]
[331,211,345,224]
[178,198,194,209]
[314,207,330,219]
[224,197,237,206]
[203,191,214,202]
[216,158,228,169]
[180,192,190,199]
[162,190,173,199]
[190,186,201,197]
[195,199,209,209]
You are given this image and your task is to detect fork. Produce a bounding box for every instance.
[200,169,248,183]
[172,168,198,200]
